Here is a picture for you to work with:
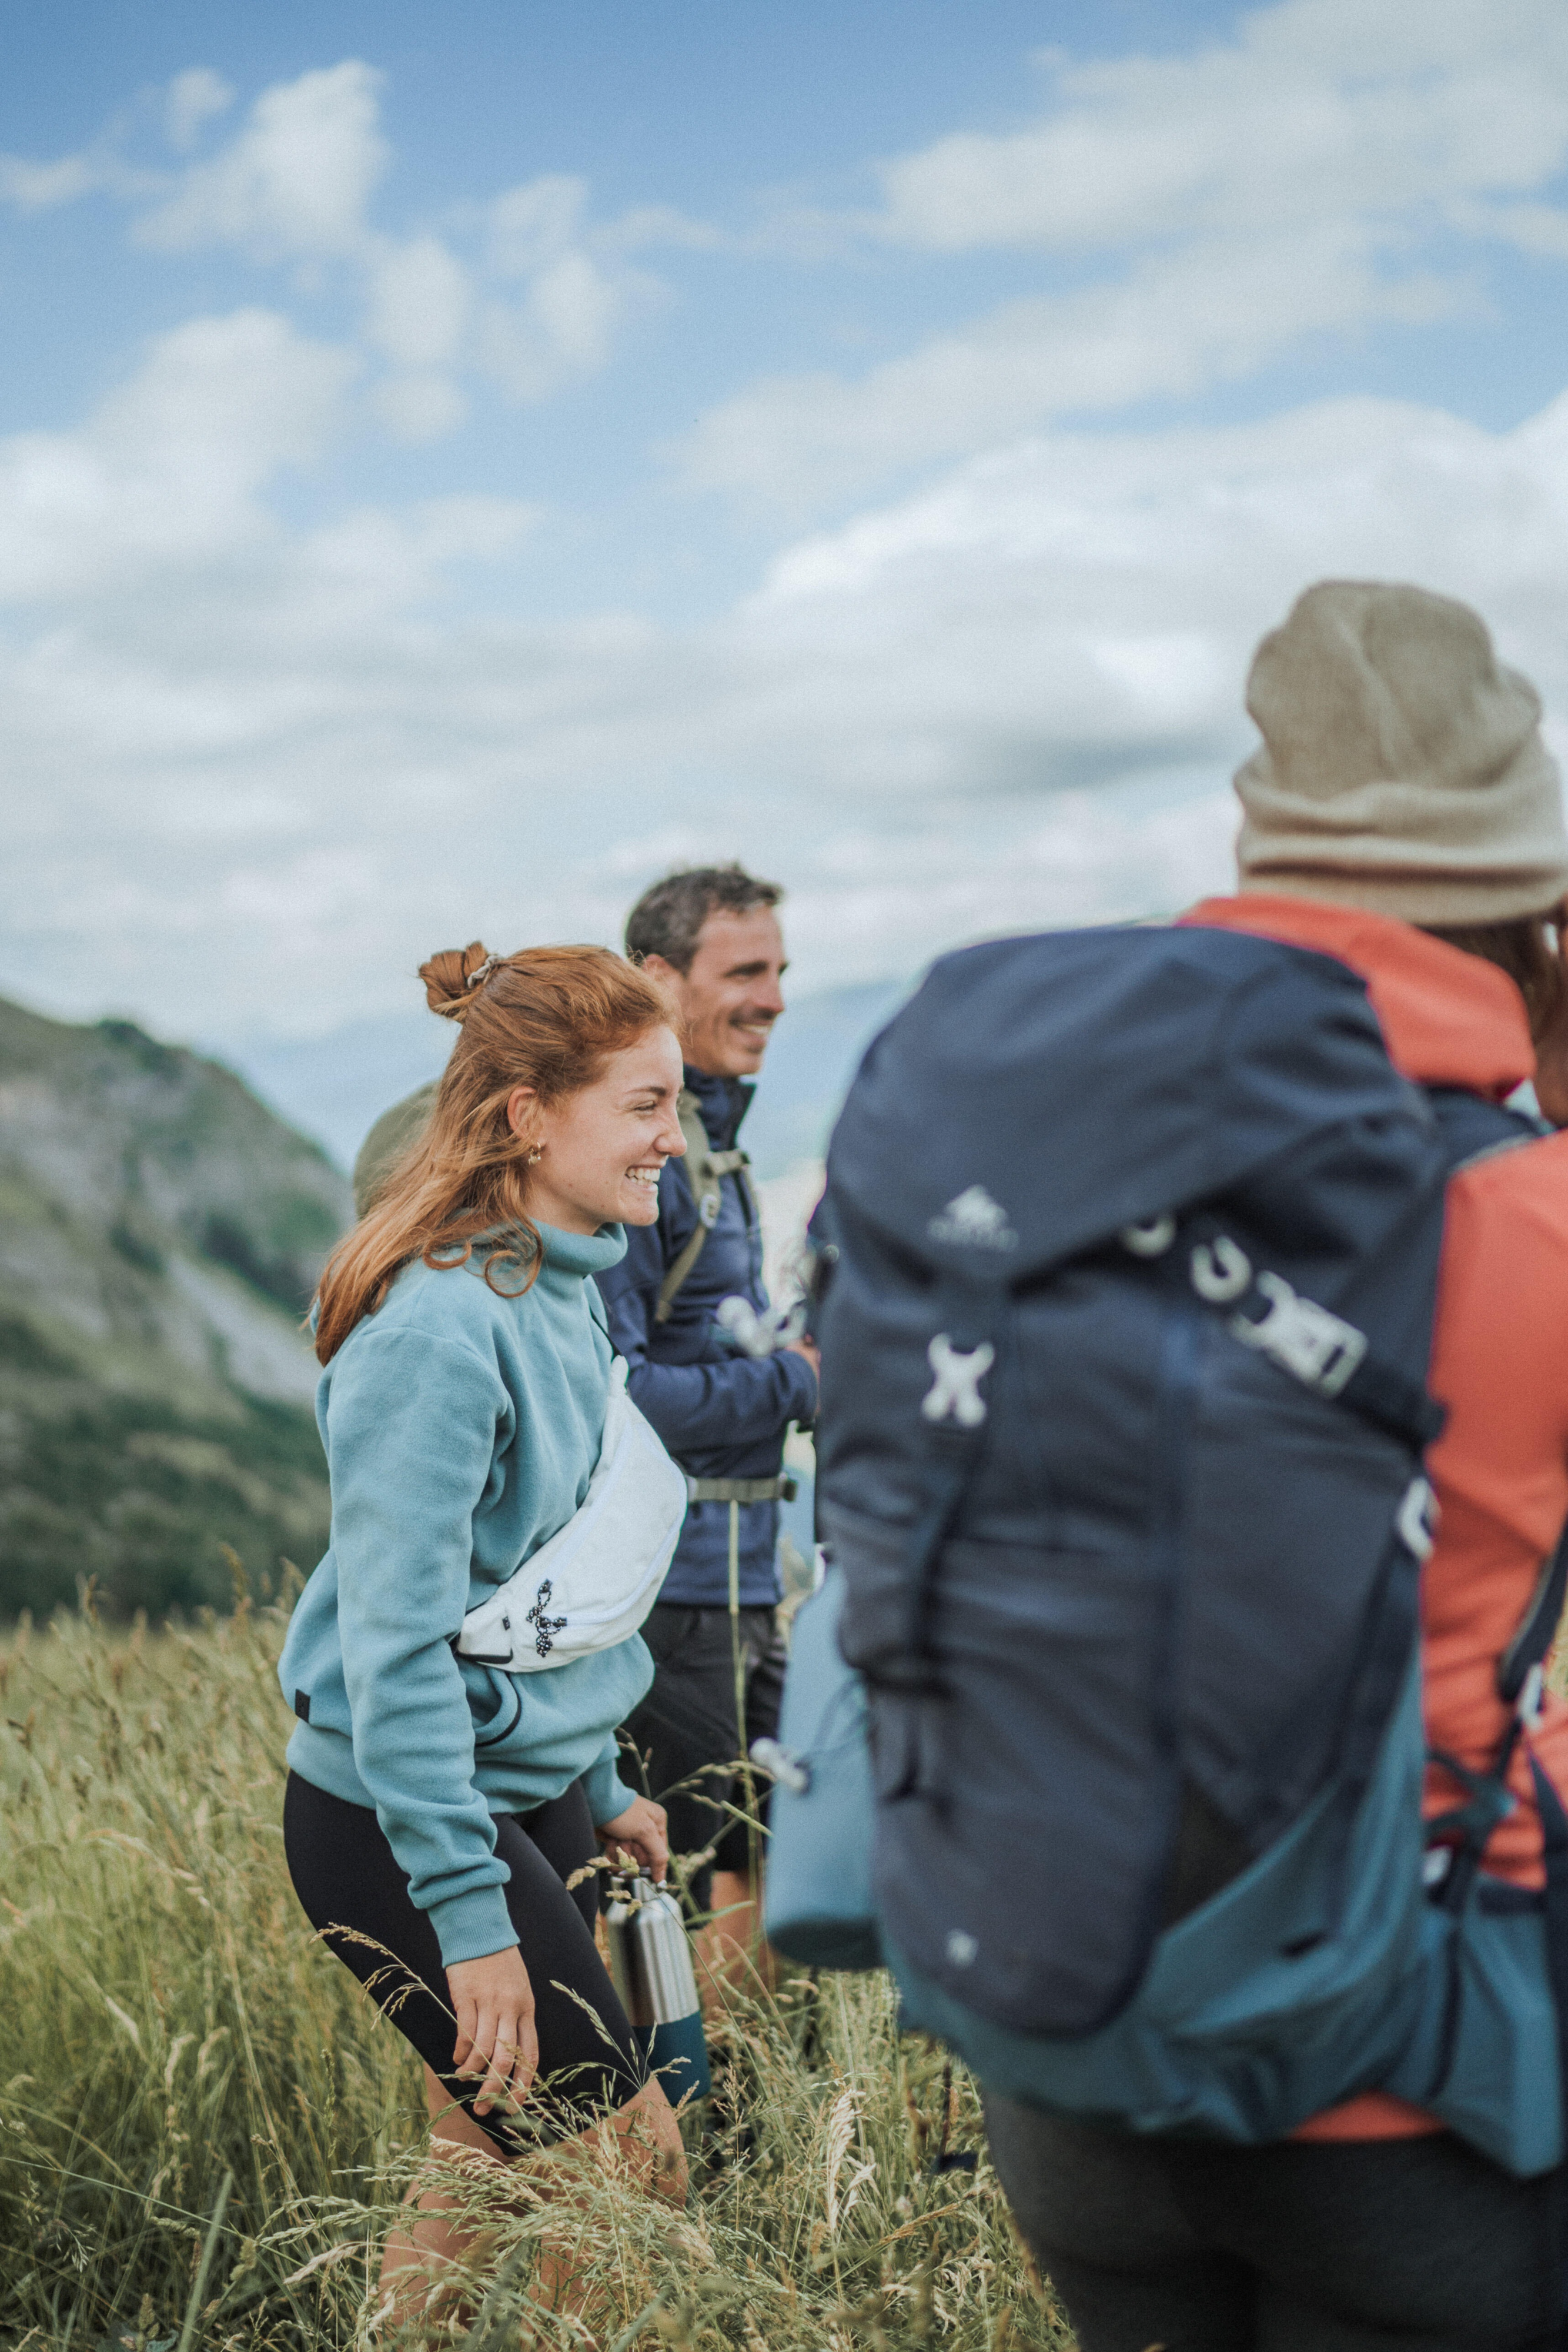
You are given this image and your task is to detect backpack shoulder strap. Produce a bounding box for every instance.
[1424,1084,1549,1174]
[654,1090,750,1324]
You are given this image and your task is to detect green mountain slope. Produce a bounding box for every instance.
[0,995,350,1618]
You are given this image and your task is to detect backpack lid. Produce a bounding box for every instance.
[827,925,1432,1281]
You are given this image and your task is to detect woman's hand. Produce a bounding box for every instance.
[446,1944,537,2116]
[597,1794,669,1882]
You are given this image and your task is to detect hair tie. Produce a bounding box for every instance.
[466,954,500,991]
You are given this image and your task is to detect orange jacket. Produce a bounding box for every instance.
[1185,895,1568,2140]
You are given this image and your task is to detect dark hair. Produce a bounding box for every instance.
[1420,912,1567,1044]
[624,864,784,976]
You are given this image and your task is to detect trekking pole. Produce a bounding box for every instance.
[728,1498,761,1956]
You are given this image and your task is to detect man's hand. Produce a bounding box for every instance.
[597,1793,670,1882]
[446,1944,536,2116]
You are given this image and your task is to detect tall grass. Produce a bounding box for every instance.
[0,1585,1073,2348]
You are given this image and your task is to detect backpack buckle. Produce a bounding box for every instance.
[1229,1271,1368,1398]
[1397,1476,1437,1562]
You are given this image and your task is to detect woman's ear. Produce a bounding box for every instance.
[506,1084,540,1140]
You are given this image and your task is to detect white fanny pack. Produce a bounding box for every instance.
[456,1359,687,1673]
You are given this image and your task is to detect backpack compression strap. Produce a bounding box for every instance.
[1424,1519,1568,1914]
[1118,1090,1544,1454]
[867,1273,1010,1705]
[875,1101,1539,1703]
[874,1224,1441,1710]
[1421,1518,1568,2149]
[1126,1211,1446,1452]
[655,1090,751,1325]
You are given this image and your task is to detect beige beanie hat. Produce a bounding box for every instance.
[1235,580,1568,924]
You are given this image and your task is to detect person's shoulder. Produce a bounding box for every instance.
[339,1254,520,1369]
[1452,1123,1568,1261]
[1462,1121,1568,1195]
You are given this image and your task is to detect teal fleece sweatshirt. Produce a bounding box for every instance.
[278,1221,654,1967]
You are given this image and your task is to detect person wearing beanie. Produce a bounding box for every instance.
[1234,579,1568,929]
[984,582,1568,2351]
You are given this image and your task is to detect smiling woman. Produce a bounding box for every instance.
[313,940,681,1360]
[278,939,691,2330]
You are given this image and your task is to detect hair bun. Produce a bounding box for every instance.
[420,941,494,1021]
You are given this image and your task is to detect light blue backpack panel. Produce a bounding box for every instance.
[761,1568,880,1970]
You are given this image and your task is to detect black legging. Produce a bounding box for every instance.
[985,2096,1568,2351]
[284,1772,644,2150]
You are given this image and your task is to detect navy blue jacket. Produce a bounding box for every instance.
[594,1067,818,1606]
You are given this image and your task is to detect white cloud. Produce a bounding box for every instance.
[681,0,1568,505]
[875,0,1568,253]
[1470,201,1568,260]
[9,307,1568,1040]
[0,152,100,211]
[165,68,235,153]
[7,71,654,452]
[480,254,626,400]
[682,231,1459,506]
[0,309,353,601]
[373,372,469,443]
[475,176,652,402]
[111,90,647,427]
[486,175,591,275]
[9,7,1568,1049]
[596,202,725,256]
[365,234,472,369]
[136,61,387,258]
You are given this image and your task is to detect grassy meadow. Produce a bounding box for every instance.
[0,1579,1073,2350]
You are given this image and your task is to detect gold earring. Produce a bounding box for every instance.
[527,1145,543,1165]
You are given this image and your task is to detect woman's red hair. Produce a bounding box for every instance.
[313,942,675,1364]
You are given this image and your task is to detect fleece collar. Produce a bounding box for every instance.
[1183,894,1534,1100]
[534,1222,627,1278]
[466,1221,627,1280]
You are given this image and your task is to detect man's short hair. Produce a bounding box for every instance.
[624,864,784,975]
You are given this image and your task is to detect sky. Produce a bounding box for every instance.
[6,0,1568,1057]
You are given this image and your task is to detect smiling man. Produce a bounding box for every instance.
[597,866,818,1986]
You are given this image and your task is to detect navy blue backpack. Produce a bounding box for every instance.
[771,922,1568,2174]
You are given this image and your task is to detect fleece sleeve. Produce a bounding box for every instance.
[322,1327,518,1966]
[581,1732,638,1828]
[597,1220,818,1458]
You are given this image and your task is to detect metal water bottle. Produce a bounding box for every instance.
[605,1873,712,2101]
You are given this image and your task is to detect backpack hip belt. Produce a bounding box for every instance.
[686,1474,798,1505]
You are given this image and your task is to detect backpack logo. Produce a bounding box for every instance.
[927,1185,1018,1251]
[922,1334,996,1427]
